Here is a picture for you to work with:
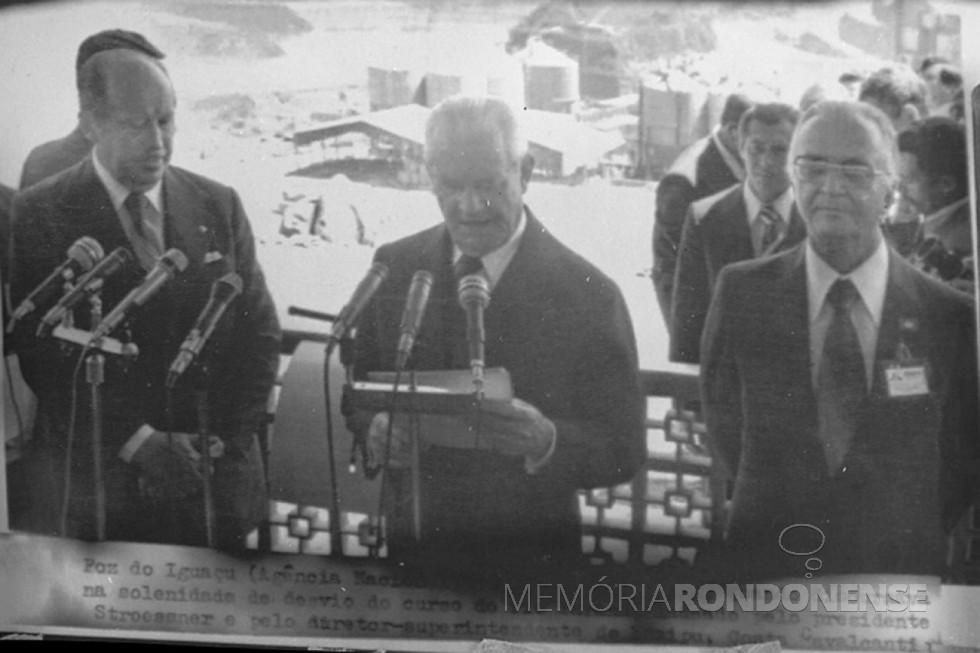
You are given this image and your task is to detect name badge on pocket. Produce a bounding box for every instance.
[883,363,929,398]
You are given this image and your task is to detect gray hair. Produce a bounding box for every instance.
[790,100,899,177]
[424,95,528,168]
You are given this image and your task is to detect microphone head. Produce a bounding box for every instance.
[160,248,190,274]
[68,237,104,272]
[104,247,134,271]
[457,273,490,309]
[214,272,244,299]
[410,269,434,293]
[369,261,390,282]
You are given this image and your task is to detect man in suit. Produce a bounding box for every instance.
[700,101,979,579]
[19,29,165,190]
[896,117,973,293]
[670,103,805,364]
[9,47,280,549]
[350,96,645,573]
[651,93,752,324]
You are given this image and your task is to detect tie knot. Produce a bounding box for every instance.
[758,205,779,226]
[124,192,147,230]
[827,278,860,312]
[454,254,484,280]
[124,192,146,213]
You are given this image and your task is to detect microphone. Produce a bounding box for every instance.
[166,272,243,387]
[37,247,133,337]
[9,237,103,328]
[457,273,490,395]
[394,270,434,371]
[89,248,189,342]
[328,261,389,350]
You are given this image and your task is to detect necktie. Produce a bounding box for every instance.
[454,254,484,280]
[448,254,485,370]
[816,278,868,473]
[757,205,784,256]
[123,192,163,269]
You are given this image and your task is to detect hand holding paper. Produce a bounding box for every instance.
[465,398,556,469]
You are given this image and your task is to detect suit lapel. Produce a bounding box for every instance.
[161,169,211,275]
[61,159,133,257]
[710,190,755,265]
[870,252,920,398]
[780,204,808,252]
[774,245,814,403]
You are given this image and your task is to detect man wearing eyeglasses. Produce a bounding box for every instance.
[700,101,979,579]
[669,103,807,364]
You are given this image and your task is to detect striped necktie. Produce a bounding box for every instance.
[757,205,784,256]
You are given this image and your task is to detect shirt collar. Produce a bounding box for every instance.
[91,150,163,214]
[743,183,794,224]
[711,126,745,182]
[922,197,968,239]
[452,207,527,290]
[806,237,889,327]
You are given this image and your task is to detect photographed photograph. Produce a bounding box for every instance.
[1,0,978,649]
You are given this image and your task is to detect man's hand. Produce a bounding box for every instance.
[130,431,224,501]
[465,398,556,467]
[366,412,413,470]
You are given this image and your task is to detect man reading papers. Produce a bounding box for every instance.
[347,96,645,571]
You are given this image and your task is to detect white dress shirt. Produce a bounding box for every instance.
[806,239,890,389]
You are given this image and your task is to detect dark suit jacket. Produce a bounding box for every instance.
[353,209,645,569]
[9,157,281,548]
[652,136,741,323]
[701,243,979,579]
[669,185,806,363]
[19,127,92,190]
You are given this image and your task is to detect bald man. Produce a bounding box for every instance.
[9,48,280,548]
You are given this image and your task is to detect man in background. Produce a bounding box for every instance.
[897,117,973,293]
[19,29,165,190]
[670,103,805,364]
[858,66,927,135]
[651,93,752,324]
[701,101,978,579]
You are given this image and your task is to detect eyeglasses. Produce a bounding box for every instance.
[793,158,888,191]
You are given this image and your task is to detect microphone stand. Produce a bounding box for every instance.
[321,333,349,557]
[408,368,421,543]
[52,292,139,541]
[192,368,216,549]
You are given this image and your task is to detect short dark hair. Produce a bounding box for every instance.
[897,117,967,197]
[738,102,799,140]
[720,94,753,128]
[938,67,963,89]
[75,29,164,87]
[859,67,927,118]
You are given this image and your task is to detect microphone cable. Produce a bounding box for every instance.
[322,347,342,557]
[59,343,93,537]
[370,365,405,558]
